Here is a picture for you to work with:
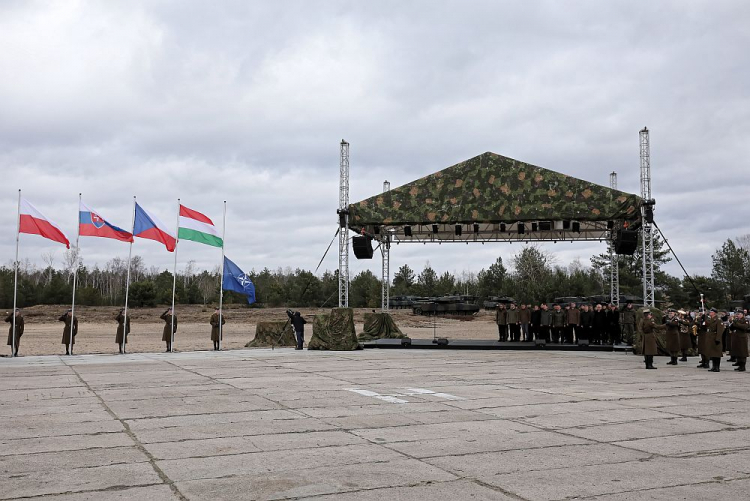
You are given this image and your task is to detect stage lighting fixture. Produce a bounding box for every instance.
[572,221,580,233]
[404,225,412,237]
[518,223,525,234]
[563,220,571,230]
[455,224,462,236]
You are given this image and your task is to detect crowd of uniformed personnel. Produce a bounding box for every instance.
[494,301,635,345]
[4,307,227,356]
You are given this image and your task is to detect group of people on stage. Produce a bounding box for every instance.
[641,307,749,372]
[494,301,635,345]
[4,306,227,356]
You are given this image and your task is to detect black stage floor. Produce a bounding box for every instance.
[362,338,633,352]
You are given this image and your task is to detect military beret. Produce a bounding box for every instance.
[643,309,651,314]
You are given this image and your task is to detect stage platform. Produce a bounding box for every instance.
[363,338,633,352]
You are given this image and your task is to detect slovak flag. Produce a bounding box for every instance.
[133,203,176,252]
[19,198,70,248]
[79,201,133,242]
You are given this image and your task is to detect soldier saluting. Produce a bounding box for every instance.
[160,308,177,352]
[59,309,78,356]
[704,308,725,372]
[664,309,681,365]
[5,308,23,357]
[641,309,665,369]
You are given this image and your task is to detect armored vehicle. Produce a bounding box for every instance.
[482,296,516,310]
[412,295,480,316]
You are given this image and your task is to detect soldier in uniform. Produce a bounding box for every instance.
[565,302,580,344]
[641,309,664,369]
[495,303,508,342]
[59,309,78,356]
[5,308,23,357]
[530,305,541,342]
[160,308,177,352]
[607,303,621,345]
[539,303,551,342]
[593,303,607,345]
[620,302,636,345]
[705,308,725,372]
[551,304,565,343]
[115,308,130,354]
[210,307,226,351]
[664,309,681,365]
[730,311,748,371]
[507,303,520,342]
[696,311,710,368]
[519,304,531,342]
[678,310,692,361]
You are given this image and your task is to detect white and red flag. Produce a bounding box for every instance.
[19,198,70,248]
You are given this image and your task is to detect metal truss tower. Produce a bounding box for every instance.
[640,127,655,307]
[381,180,391,312]
[338,140,350,307]
[609,171,620,306]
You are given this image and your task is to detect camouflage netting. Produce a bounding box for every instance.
[245,321,296,348]
[348,152,641,229]
[308,308,360,351]
[358,313,407,341]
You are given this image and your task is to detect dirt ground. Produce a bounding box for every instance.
[2,305,500,357]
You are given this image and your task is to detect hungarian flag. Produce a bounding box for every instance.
[19,198,70,248]
[79,201,133,242]
[133,203,176,251]
[178,205,223,248]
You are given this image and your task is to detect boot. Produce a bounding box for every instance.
[680,356,688,362]
[736,361,746,372]
[733,362,740,366]
[646,356,657,369]
[710,358,720,372]
[667,357,678,365]
[728,357,736,362]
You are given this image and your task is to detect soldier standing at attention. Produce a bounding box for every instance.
[620,302,636,345]
[696,311,710,368]
[551,304,565,344]
[730,311,748,371]
[495,303,508,342]
[210,307,226,351]
[507,303,520,342]
[607,303,621,345]
[5,308,23,357]
[59,309,78,356]
[519,304,531,342]
[565,302,580,344]
[161,308,177,352]
[664,309,681,365]
[115,308,130,354]
[641,309,664,369]
[539,303,551,342]
[705,308,725,372]
[593,303,607,345]
[677,310,692,361]
[530,305,541,341]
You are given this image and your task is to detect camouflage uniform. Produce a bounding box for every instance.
[620,305,636,345]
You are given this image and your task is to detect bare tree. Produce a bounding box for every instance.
[41,250,56,285]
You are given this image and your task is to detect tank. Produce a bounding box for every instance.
[412,295,480,316]
[388,296,419,309]
[482,296,516,310]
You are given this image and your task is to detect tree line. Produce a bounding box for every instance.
[1,234,748,310]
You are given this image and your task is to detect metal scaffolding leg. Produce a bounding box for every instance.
[381,236,390,312]
[338,140,350,308]
[640,128,655,307]
[609,171,619,306]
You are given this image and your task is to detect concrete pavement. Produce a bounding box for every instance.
[0,349,748,500]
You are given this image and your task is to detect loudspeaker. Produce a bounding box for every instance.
[455,224,462,236]
[615,229,638,255]
[352,236,374,259]
[539,221,552,231]
[518,223,525,234]
[404,226,412,237]
[572,221,580,233]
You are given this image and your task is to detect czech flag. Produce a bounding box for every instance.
[19,198,70,248]
[79,201,133,242]
[133,203,176,252]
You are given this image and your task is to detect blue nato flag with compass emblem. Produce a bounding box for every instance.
[222,257,256,304]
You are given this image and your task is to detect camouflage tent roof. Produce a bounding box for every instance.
[348,152,641,228]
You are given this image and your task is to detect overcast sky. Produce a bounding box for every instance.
[1,0,748,284]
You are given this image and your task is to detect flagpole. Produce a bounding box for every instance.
[218,201,226,351]
[11,190,21,357]
[122,196,136,355]
[69,193,82,355]
[170,199,179,352]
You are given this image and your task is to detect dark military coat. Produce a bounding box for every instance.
[59,314,78,345]
[551,310,565,327]
[580,309,594,328]
[160,312,177,342]
[566,307,580,326]
[518,307,531,324]
[495,308,507,326]
[621,308,636,326]
[506,308,519,324]
[5,313,24,346]
[664,316,681,355]
[704,316,725,358]
[696,315,708,355]
[210,312,226,342]
[730,317,749,358]
[116,311,131,344]
[641,316,663,356]
[539,309,551,326]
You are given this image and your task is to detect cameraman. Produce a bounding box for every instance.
[287,310,307,350]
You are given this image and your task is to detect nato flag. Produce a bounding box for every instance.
[222,257,256,304]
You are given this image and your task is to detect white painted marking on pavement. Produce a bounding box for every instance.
[404,388,464,400]
[347,388,409,404]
